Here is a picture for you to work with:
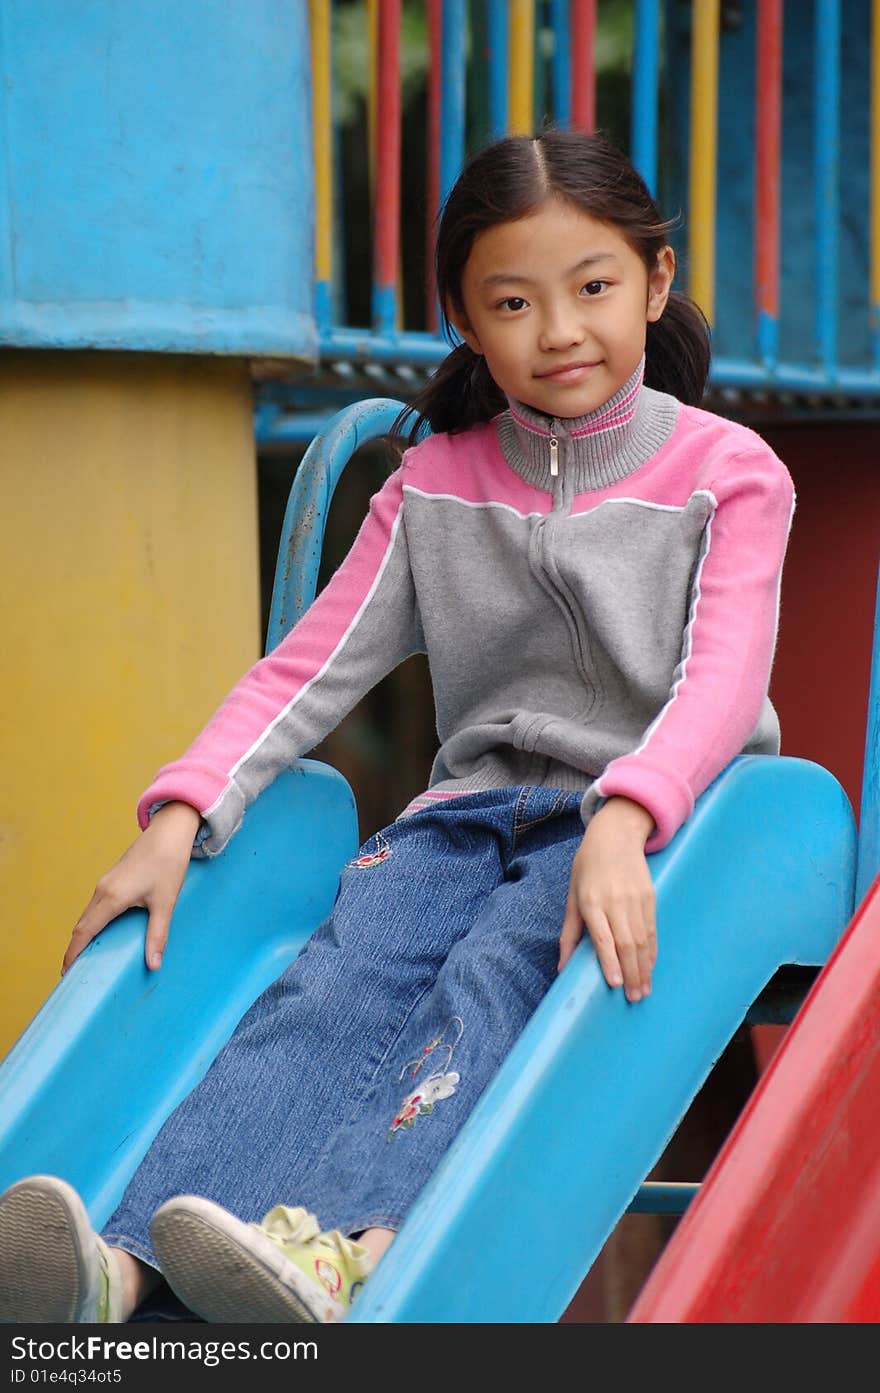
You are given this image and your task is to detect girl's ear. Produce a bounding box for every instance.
[444,299,483,355]
[646,245,675,323]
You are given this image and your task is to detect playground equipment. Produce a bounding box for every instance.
[0,399,864,1322]
[627,871,880,1322]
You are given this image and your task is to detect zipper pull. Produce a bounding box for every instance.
[549,434,559,477]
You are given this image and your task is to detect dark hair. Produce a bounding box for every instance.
[393,128,710,447]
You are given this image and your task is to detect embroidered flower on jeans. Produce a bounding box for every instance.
[400,1015,464,1081]
[346,831,392,870]
[387,1072,460,1140]
[387,1016,465,1139]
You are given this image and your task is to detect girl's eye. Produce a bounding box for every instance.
[581,280,608,297]
[498,296,528,312]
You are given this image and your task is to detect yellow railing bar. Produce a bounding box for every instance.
[509,0,535,135]
[688,0,720,325]
[310,0,333,287]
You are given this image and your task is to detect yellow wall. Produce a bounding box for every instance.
[0,351,261,1057]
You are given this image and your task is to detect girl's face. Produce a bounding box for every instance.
[447,198,674,418]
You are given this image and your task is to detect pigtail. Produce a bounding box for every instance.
[644,291,711,406]
[391,342,507,451]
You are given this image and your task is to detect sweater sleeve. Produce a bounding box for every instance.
[582,447,796,853]
[137,465,421,855]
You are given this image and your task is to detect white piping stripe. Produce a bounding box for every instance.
[219,503,407,785]
[403,484,544,520]
[404,485,716,519]
[569,490,716,517]
[596,493,718,788]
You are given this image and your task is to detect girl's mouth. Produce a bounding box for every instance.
[534,361,601,383]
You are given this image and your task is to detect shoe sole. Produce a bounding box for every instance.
[151,1197,336,1324]
[0,1176,99,1323]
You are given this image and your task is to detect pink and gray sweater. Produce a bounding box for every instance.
[138,365,796,856]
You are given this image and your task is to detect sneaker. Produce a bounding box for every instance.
[150,1197,373,1323]
[0,1175,122,1323]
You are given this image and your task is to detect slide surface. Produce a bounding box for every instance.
[629,873,880,1324]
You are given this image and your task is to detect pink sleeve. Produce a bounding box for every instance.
[137,465,420,853]
[594,448,796,852]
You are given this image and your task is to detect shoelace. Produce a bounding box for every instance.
[256,1205,372,1277]
[255,1205,321,1249]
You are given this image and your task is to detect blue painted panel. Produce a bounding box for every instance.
[0,0,317,357]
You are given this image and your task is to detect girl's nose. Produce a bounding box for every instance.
[537,307,586,352]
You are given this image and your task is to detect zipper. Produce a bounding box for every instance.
[529,515,597,717]
[549,434,559,477]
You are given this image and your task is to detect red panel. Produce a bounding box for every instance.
[766,424,880,816]
[628,876,880,1322]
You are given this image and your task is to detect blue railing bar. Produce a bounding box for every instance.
[487,0,509,138]
[856,561,880,906]
[757,310,779,372]
[319,327,449,364]
[255,412,343,447]
[372,284,399,340]
[551,0,571,126]
[332,106,348,329]
[631,0,661,195]
[814,0,840,374]
[709,359,880,395]
[440,0,467,205]
[626,1182,700,1215]
[255,394,880,449]
[265,398,406,648]
[317,326,880,390]
[314,283,334,339]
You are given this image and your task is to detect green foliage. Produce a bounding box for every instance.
[333,0,430,125]
[332,0,635,129]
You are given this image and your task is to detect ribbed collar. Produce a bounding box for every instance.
[495,358,679,493]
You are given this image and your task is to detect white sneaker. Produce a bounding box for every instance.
[0,1175,123,1323]
[151,1196,373,1324]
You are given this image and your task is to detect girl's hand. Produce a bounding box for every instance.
[62,801,202,976]
[558,796,656,1002]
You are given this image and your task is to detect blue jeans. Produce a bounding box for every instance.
[103,785,586,1271]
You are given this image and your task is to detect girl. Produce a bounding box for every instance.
[0,128,794,1325]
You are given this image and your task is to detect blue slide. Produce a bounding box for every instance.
[0,403,858,1323]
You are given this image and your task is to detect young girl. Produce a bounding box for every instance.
[0,128,794,1325]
